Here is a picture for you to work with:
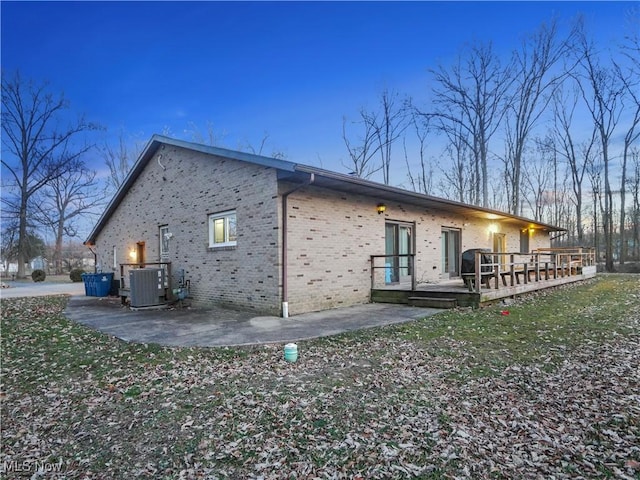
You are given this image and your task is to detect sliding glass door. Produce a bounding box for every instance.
[385,222,412,284]
[441,228,461,278]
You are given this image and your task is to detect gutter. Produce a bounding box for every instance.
[281,173,315,318]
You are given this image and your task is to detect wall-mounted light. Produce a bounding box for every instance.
[488,223,498,234]
[129,249,137,261]
[376,203,386,215]
[529,226,535,235]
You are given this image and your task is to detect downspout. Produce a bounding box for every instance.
[281,173,315,317]
[85,243,98,273]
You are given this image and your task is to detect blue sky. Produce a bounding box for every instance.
[1,1,635,175]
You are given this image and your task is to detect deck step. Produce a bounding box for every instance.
[408,296,458,309]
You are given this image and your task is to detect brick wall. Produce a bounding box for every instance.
[94,145,553,316]
[94,145,282,313]
[284,186,552,315]
[283,186,382,315]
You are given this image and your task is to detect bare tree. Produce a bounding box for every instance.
[503,18,577,215]
[102,131,143,195]
[241,132,286,159]
[550,85,598,242]
[372,89,408,185]
[614,17,640,264]
[586,157,604,261]
[621,6,640,72]
[429,41,511,207]
[185,120,227,147]
[342,112,383,179]
[439,116,475,203]
[33,165,105,274]
[574,22,625,271]
[523,137,554,222]
[628,147,640,259]
[404,113,433,195]
[0,218,19,273]
[1,72,98,278]
[184,121,285,159]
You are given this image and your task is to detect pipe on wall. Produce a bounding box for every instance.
[281,173,314,318]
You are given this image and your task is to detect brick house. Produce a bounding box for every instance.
[85,135,570,315]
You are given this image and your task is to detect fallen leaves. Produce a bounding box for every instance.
[1,276,639,479]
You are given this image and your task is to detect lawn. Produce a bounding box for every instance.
[1,274,639,479]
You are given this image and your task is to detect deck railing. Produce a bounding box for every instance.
[465,247,596,293]
[370,254,416,291]
[370,248,595,295]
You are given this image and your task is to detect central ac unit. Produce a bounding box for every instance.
[129,268,165,307]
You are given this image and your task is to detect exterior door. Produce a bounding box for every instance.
[493,233,506,269]
[441,228,461,278]
[136,241,146,267]
[520,229,530,253]
[385,222,413,284]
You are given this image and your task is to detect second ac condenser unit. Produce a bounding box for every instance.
[129,268,165,307]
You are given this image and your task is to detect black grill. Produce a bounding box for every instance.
[461,249,493,275]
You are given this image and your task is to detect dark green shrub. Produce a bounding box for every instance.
[69,268,86,282]
[31,269,46,282]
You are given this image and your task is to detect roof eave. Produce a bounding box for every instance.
[293,164,565,232]
[85,135,298,244]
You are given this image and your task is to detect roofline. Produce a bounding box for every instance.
[85,135,298,245]
[293,164,565,232]
[85,135,565,245]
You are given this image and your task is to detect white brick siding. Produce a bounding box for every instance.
[93,143,552,316]
[94,145,282,313]
[284,186,552,315]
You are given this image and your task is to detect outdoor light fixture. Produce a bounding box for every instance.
[376,203,386,215]
[129,249,137,261]
[529,226,535,235]
[488,223,498,234]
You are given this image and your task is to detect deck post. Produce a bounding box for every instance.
[544,262,549,280]
[370,256,375,291]
[509,254,515,286]
[410,254,416,291]
[474,252,481,293]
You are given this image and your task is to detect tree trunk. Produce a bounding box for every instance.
[604,142,614,272]
[17,194,28,279]
[55,221,65,275]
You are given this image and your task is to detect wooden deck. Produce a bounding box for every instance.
[371,248,597,309]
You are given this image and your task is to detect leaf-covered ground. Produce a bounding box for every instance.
[1,274,639,479]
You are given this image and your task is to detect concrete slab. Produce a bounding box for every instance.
[63,296,443,347]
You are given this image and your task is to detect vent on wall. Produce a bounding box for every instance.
[129,268,165,307]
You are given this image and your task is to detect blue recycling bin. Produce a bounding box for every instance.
[95,273,114,297]
[82,273,114,297]
[81,273,96,296]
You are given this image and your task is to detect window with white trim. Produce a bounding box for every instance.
[208,210,237,248]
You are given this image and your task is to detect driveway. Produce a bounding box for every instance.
[2,281,443,347]
[0,280,85,299]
